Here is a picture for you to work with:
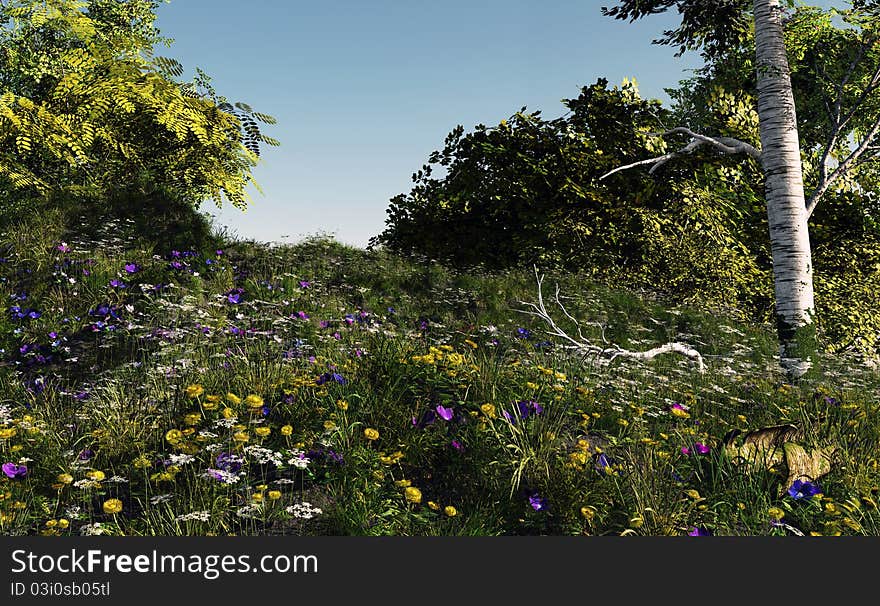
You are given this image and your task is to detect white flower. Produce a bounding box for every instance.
[80,522,110,536]
[176,510,211,522]
[285,502,323,519]
[169,454,195,466]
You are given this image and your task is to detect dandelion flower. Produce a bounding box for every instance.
[57,473,73,484]
[255,427,271,437]
[768,506,785,520]
[245,394,264,410]
[185,384,204,399]
[364,428,379,441]
[268,490,282,500]
[444,505,457,517]
[280,425,293,436]
[427,501,440,511]
[102,499,123,514]
[670,403,690,419]
[227,393,242,405]
[165,429,183,444]
[404,486,422,504]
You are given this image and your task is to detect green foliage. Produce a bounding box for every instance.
[0,0,279,212]
[374,78,775,319]
[376,3,880,357]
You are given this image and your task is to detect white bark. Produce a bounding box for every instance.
[518,268,706,373]
[598,127,761,181]
[754,0,816,379]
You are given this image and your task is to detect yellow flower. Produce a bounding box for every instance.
[395,479,411,488]
[444,505,457,517]
[464,339,478,349]
[404,486,422,504]
[45,519,57,528]
[222,407,236,419]
[56,473,73,484]
[480,403,496,418]
[525,382,539,390]
[185,384,204,398]
[427,501,440,511]
[670,405,690,419]
[227,393,242,405]
[0,427,16,439]
[102,499,123,514]
[165,428,183,444]
[580,506,596,520]
[768,507,785,520]
[133,455,152,469]
[183,413,201,426]
[280,425,293,436]
[268,490,282,501]
[323,420,337,431]
[446,353,464,366]
[252,493,264,503]
[245,394,264,410]
[206,394,221,403]
[57,519,69,529]
[337,399,349,411]
[87,470,106,481]
[255,427,271,437]
[233,431,249,443]
[364,428,379,441]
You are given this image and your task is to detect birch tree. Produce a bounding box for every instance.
[601,0,880,381]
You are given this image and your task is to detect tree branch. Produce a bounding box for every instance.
[517,267,706,373]
[807,111,880,218]
[598,127,761,181]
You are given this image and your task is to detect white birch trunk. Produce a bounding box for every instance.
[754,0,817,380]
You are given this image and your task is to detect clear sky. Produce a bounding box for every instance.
[152,0,836,248]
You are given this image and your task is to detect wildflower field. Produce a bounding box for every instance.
[1,213,879,537]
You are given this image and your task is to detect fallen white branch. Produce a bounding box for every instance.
[599,127,761,181]
[517,268,706,373]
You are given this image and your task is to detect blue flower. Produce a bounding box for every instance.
[316,372,347,386]
[787,479,822,500]
[515,327,532,339]
[526,490,548,512]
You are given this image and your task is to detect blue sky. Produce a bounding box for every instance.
[152,0,836,248]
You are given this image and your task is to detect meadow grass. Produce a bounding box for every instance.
[0,216,878,537]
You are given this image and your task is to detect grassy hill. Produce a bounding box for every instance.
[0,214,878,536]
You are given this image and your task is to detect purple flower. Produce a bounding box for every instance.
[527,490,548,512]
[451,439,463,451]
[516,327,532,339]
[688,526,712,536]
[124,263,140,274]
[56,242,70,253]
[215,452,242,473]
[299,280,311,289]
[226,289,243,304]
[412,409,437,428]
[695,442,710,455]
[109,279,126,288]
[78,448,94,461]
[436,404,454,421]
[788,479,822,500]
[295,311,309,320]
[681,446,691,456]
[595,452,614,475]
[2,462,27,479]
[316,372,347,386]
